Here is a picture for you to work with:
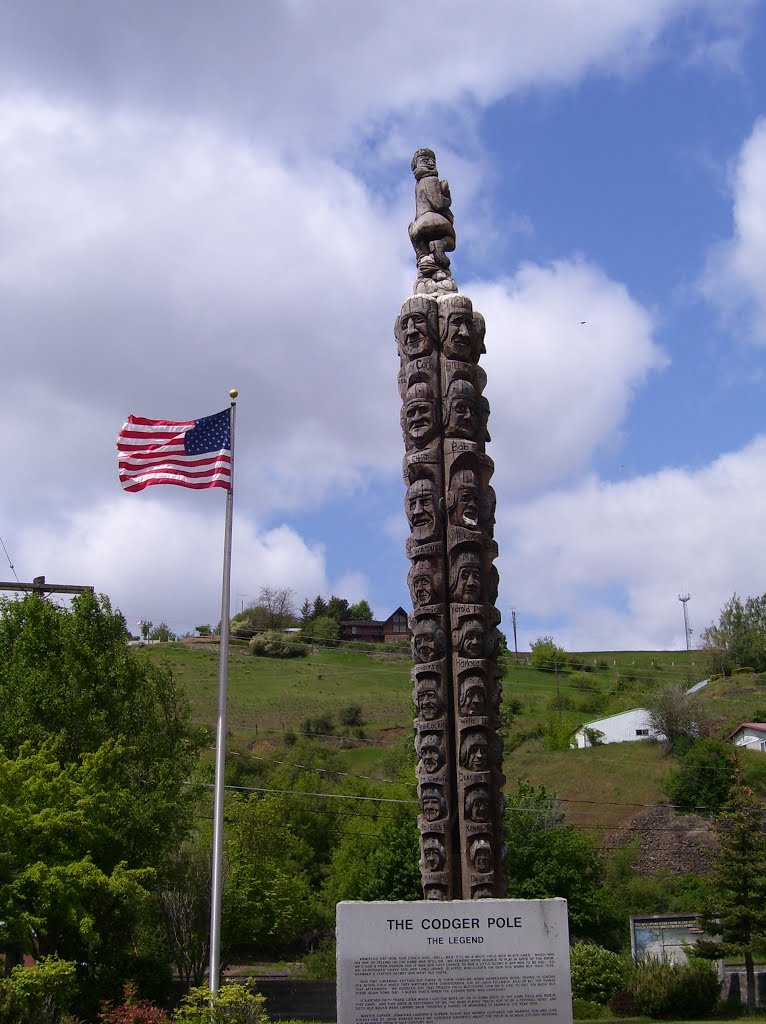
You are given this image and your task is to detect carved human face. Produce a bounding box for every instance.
[412,149,437,179]
[444,308,476,360]
[472,844,493,873]
[412,569,435,606]
[416,685,440,720]
[406,482,439,541]
[413,621,443,663]
[459,677,486,717]
[465,737,489,772]
[419,734,444,775]
[453,559,482,602]
[399,311,432,358]
[425,884,447,900]
[466,788,491,822]
[446,392,479,439]
[405,396,437,447]
[462,622,485,659]
[421,787,445,821]
[453,481,480,528]
[424,844,445,871]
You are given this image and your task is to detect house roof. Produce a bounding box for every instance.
[573,707,650,733]
[726,722,766,740]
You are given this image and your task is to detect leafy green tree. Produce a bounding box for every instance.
[529,636,567,672]
[646,682,706,751]
[0,955,78,1024]
[312,595,328,619]
[504,781,613,940]
[302,614,339,646]
[149,621,176,642]
[153,842,211,986]
[222,795,320,953]
[695,774,766,1010]
[666,738,736,813]
[569,944,627,1004]
[0,741,154,972]
[326,595,350,622]
[347,600,373,621]
[701,592,766,675]
[299,598,313,625]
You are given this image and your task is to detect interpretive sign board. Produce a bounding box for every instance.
[336,898,572,1024]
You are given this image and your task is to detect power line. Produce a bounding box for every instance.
[0,536,19,584]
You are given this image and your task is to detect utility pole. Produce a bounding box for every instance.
[0,575,93,598]
[678,594,691,651]
[511,608,518,659]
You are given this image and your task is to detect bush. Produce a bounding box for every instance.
[338,705,365,728]
[249,632,308,658]
[570,943,627,1004]
[300,713,334,736]
[174,980,270,1023]
[665,738,736,813]
[630,957,721,1019]
[570,671,598,690]
[0,956,78,1024]
[572,998,609,1019]
[99,981,172,1022]
[303,937,337,980]
[608,989,637,1017]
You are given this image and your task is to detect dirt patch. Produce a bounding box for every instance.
[601,803,717,876]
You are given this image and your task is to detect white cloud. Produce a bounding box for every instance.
[702,117,766,342]
[12,498,332,632]
[472,260,668,497]
[500,435,766,651]
[0,1,752,149]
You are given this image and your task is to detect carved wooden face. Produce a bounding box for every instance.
[458,675,486,716]
[466,787,491,822]
[405,394,438,448]
[451,480,480,528]
[421,787,446,822]
[471,842,493,873]
[406,480,439,541]
[443,307,477,360]
[416,684,443,720]
[398,310,433,358]
[409,561,442,607]
[413,620,444,663]
[460,730,490,771]
[419,733,445,774]
[445,390,479,439]
[423,842,445,872]
[452,556,482,603]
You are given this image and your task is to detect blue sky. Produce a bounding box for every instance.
[1,0,766,651]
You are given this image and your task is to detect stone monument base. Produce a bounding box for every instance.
[336,898,572,1024]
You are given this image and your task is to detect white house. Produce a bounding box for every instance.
[727,723,766,752]
[572,708,665,749]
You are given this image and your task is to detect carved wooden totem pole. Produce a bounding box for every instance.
[397,148,506,900]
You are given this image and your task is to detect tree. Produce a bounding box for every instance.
[256,586,296,630]
[149,621,176,643]
[646,682,706,751]
[312,595,328,619]
[299,598,313,625]
[665,738,736,813]
[504,781,613,940]
[0,593,202,1007]
[347,600,373,621]
[695,773,766,1010]
[139,620,153,642]
[701,592,766,675]
[529,636,567,672]
[302,614,339,646]
[154,842,211,986]
[326,596,350,622]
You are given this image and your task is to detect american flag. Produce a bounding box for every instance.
[117,409,232,492]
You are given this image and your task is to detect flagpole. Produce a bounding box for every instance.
[209,388,238,994]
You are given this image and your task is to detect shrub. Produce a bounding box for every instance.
[608,989,637,1017]
[570,943,627,1004]
[572,998,609,1019]
[570,671,598,690]
[630,957,721,1019]
[338,704,365,728]
[249,632,307,658]
[0,956,78,1024]
[665,738,736,813]
[303,937,337,980]
[300,713,334,736]
[174,980,270,1023]
[99,982,172,1022]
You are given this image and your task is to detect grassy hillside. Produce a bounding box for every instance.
[141,640,766,832]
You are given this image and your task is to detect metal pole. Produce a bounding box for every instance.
[679,594,691,652]
[511,609,518,659]
[209,389,238,994]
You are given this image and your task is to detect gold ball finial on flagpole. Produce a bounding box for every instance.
[229,389,238,400]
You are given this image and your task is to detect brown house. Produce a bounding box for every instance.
[339,606,410,644]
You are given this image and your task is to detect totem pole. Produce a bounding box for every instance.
[397,148,505,900]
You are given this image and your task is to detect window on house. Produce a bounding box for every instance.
[635,729,649,737]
